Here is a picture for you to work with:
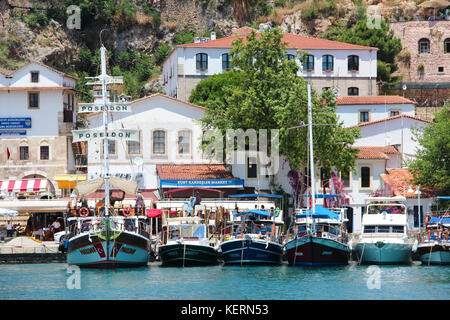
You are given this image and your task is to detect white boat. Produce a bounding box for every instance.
[353,196,413,265]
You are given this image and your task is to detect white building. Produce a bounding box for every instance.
[163,27,378,101]
[0,62,78,198]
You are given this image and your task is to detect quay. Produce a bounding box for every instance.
[0,237,65,264]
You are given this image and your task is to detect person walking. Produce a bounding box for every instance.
[6,220,14,238]
[135,192,144,215]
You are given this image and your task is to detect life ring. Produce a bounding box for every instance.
[123,206,133,217]
[425,215,431,225]
[79,207,89,218]
[275,207,280,217]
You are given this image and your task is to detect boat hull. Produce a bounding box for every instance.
[67,231,149,268]
[285,236,349,266]
[354,242,412,265]
[417,243,450,265]
[219,238,283,265]
[158,243,219,266]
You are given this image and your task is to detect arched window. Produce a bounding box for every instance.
[418,38,430,54]
[348,55,359,71]
[152,130,166,155]
[444,38,450,54]
[348,87,359,96]
[177,130,191,155]
[304,55,314,71]
[322,55,334,71]
[19,141,29,161]
[222,53,231,70]
[196,53,208,70]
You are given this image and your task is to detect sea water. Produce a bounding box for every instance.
[0,262,448,300]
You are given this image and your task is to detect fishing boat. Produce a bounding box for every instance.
[415,196,450,265]
[158,197,219,266]
[285,204,349,266]
[61,45,150,268]
[353,196,413,265]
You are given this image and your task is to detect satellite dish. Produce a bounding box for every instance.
[134,157,144,166]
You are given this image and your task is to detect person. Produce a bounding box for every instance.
[51,219,61,233]
[6,220,14,237]
[81,196,88,209]
[135,192,144,215]
[194,191,202,206]
[103,190,126,207]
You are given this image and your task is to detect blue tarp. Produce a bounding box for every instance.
[228,194,283,199]
[233,209,271,217]
[295,205,339,220]
[429,216,450,225]
[437,196,450,200]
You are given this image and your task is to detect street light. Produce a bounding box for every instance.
[408,185,422,232]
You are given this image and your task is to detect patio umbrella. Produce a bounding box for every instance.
[418,0,450,8]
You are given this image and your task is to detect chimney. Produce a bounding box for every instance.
[211,32,216,40]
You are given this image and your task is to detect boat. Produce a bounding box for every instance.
[353,196,413,265]
[285,204,350,266]
[157,197,220,266]
[415,196,450,265]
[61,45,150,268]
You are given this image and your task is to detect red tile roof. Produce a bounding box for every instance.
[177,31,378,51]
[0,86,75,91]
[380,169,436,198]
[0,67,14,76]
[346,114,432,129]
[354,146,400,160]
[337,96,415,105]
[156,164,236,180]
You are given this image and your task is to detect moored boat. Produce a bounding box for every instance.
[353,196,413,265]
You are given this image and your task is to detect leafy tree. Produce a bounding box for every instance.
[408,104,450,197]
[196,28,360,205]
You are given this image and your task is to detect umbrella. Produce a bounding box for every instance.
[0,208,19,216]
[418,0,450,8]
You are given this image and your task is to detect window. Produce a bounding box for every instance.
[19,146,29,160]
[322,55,334,71]
[360,166,371,188]
[153,130,166,155]
[348,55,359,71]
[348,87,359,96]
[418,38,430,54]
[392,226,404,233]
[286,54,295,60]
[341,171,350,188]
[438,66,444,73]
[377,226,390,233]
[196,53,208,70]
[247,157,257,179]
[103,140,116,155]
[222,53,232,70]
[364,226,376,233]
[40,145,49,160]
[304,55,314,71]
[322,87,331,92]
[30,71,39,83]
[445,39,450,53]
[127,132,140,155]
[178,130,191,155]
[359,111,370,123]
[28,92,39,109]
[390,110,400,117]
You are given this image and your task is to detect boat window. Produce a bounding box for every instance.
[364,226,376,233]
[377,226,390,233]
[392,226,404,233]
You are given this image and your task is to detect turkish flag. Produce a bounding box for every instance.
[6,147,10,160]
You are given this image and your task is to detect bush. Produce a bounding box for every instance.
[155,43,172,64]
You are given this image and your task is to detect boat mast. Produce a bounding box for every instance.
[307,84,316,232]
[100,46,110,217]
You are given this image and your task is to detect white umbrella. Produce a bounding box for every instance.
[0,208,19,216]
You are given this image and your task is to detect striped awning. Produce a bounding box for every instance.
[0,179,48,193]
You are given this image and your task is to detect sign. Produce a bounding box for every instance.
[86,75,124,85]
[78,103,131,113]
[0,130,27,136]
[72,129,139,142]
[159,179,245,189]
[0,117,31,129]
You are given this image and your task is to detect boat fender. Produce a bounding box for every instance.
[79,207,89,217]
[425,215,431,225]
[275,207,280,217]
[412,239,418,253]
[123,206,133,217]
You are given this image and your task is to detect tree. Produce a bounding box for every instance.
[196,28,360,206]
[408,104,450,196]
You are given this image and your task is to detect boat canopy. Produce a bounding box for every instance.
[295,205,340,220]
[429,216,450,225]
[437,196,450,200]
[228,194,283,199]
[233,209,271,217]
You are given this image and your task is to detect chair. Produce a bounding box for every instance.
[32,229,45,240]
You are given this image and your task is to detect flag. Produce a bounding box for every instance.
[6,147,10,160]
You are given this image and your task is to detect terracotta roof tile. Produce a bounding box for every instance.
[380,169,436,198]
[337,96,415,105]
[346,114,432,129]
[156,164,236,180]
[354,146,400,159]
[177,31,378,51]
[0,67,14,76]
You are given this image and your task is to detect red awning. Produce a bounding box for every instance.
[0,179,47,193]
[146,209,162,218]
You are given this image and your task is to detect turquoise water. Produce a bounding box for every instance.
[0,262,448,300]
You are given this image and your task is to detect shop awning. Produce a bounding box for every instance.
[54,174,87,189]
[160,179,244,189]
[0,179,47,193]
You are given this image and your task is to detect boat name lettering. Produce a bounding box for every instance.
[80,247,96,255]
[120,246,136,254]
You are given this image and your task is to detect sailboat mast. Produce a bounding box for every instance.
[100,46,110,216]
[307,84,316,228]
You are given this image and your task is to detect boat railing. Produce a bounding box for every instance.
[417,229,450,243]
[361,232,408,238]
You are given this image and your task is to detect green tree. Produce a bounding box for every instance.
[197,28,359,204]
[408,104,450,196]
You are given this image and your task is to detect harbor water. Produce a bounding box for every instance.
[0,262,448,300]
